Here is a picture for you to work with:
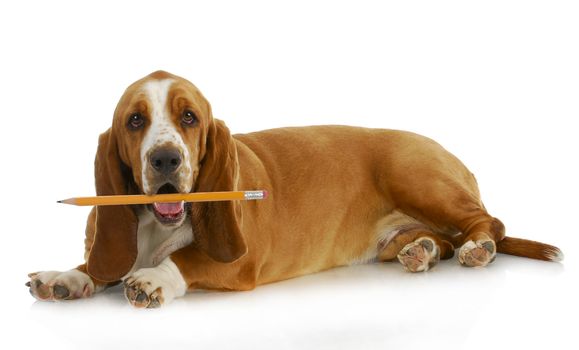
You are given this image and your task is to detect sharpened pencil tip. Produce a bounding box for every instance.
[57,198,77,205]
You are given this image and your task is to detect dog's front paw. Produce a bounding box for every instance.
[27,270,95,301]
[124,277,164,308]
[123,258,187,309]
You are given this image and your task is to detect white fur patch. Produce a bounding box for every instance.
[125,257,188,304]
[546,247,564,262]
[140,78,193,194]
[28,269,101,300]
[124,208,193,278]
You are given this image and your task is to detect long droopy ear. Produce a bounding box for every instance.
[86,128,138,282]
[192,119,247,263]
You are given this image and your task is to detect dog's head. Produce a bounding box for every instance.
[87,71,247,282]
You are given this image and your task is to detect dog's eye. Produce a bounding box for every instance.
[182,110,197,126]
[128,113,145,130]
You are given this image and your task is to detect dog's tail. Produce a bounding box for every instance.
[496,236,564,262]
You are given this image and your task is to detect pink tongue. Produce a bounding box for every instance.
[153,202,184,215]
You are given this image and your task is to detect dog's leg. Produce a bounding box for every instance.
[417,205,504,268]
[123,257,188,309]
[379,131,520,269]
[123,245,257,308]
[402,204,504,268]
[456,217,505,267]
[378,229,454,272]
[27,265,111,301]
[385,153,507,268]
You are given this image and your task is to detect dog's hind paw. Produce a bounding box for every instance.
[397,237,440,272]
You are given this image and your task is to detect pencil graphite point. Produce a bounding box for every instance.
[57,198,76,205]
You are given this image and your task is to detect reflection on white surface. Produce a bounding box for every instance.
[21,255,570,350]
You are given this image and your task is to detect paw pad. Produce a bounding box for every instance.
[26,270,95,301]
[52,284,70,300]
[124,280,164,309]
[458,239,496,267]
[397,237,440,272]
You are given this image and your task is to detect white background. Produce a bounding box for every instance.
[1,1,577,349]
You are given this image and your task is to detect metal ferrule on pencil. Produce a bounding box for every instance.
[243,190,267,200]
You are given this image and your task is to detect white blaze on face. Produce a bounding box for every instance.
[140,79,193,194]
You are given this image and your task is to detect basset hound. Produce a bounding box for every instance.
[27,71,563,308]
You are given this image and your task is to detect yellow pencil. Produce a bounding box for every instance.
[57,190,268,206]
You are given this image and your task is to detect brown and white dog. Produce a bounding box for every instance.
[27,71,563,308]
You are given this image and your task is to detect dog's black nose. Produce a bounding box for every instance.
[150,148,182,175]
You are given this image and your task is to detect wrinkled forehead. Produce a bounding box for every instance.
[114,73,206,123]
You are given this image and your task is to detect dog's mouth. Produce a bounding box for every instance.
[150,183,187,225]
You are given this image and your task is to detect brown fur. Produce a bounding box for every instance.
[497,237,563,261]
[82,71,562,291]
